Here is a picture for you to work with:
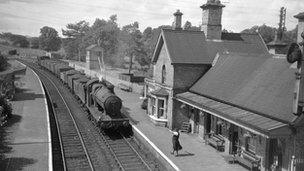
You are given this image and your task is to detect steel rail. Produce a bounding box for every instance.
[119,133,152,171]
[20,60,95,171]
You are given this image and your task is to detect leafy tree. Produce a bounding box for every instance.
[29,37,39,49]
[0,95,12,118]
[0,32,29,47]
[241,24,276,43]
[86,15,119,64]
[183,21,192,30]
[123,22,147,73]
[62,38,78,60]
[62,20,89,61]
[12,35,29,48]
[39,26,62,52]
[283,26,297,44]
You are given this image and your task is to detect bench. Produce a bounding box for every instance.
[206,133,225,151]
[235,150,261,171]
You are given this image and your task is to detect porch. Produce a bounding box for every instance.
[174,91,292,171]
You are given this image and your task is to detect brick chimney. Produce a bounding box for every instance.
[172,9,183,30]
[200,0,225,39]
[294,12,304,43]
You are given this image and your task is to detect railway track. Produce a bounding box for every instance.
[19,59,158,171]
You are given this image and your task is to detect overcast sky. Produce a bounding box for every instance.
[0,0,303,37]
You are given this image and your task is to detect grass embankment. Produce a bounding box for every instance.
[0,44,46,58]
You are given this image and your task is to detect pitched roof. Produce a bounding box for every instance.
[176,92,289,136]
[150,88,169,97]
[294,12,304,19]
[152,29,212,64]
[207,33,269,58]
[152,30,269,65]
[86,44,103,51]
[190,52,296,123]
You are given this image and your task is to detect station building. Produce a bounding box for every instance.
[144,0,304,170]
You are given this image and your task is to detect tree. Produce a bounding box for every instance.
[62,20,89,61]
[283,26,297,44]
[62,38,78,60]
[183,21,192,30]
[0,32,29,47]
[123,22,149,73]
[29,37,39,49]
[12,35,29,48]
[241,24,276,44]
[0,95,12,118]
[39,26,61,52]
[86,15,119,64]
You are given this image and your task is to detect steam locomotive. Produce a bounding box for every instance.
[37,58,130,129]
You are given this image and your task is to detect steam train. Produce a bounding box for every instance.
[37,57,130,130]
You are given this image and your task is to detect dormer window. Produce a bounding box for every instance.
[161,65,166,84]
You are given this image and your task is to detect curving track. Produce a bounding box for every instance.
[19,59,159,171]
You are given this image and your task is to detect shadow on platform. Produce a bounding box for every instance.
[0,157,37,170]
[121,106,139,125]
[13,88,44,101]
[0,115,29,170]
[176,151,195,157]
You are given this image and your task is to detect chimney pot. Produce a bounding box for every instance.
[172,9,183,30]
[200,0,225,39]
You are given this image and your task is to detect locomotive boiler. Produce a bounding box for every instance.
[37,57,129,130]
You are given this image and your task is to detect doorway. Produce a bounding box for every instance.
[204,113,211,137]
[229,124,239,154]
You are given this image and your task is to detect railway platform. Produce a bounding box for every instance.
[116,88,247,171]
[0,65,51,171]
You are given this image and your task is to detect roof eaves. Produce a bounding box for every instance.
[257,32,270,53]
[189,91,291,124]
[294,12,304,19]
[161,30,173,64]
[151,31,164,64]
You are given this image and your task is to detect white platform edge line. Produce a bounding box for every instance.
[18,61,53,171]
[132,125,180,171]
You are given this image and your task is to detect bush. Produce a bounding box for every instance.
[8,49,17,55]
[0,54,8,71]
[0,96,12,118]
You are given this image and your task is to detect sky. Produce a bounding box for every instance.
[0,0,303,37]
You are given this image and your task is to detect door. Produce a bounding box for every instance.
[269,138,283,170]
[229,124,239,154]
[204,113,211,137]
[198,112,205,139]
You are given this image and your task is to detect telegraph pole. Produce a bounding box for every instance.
[278,7,286,41]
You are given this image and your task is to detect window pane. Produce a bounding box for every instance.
[152,106,156,115]
[158,99,164,108]
[158,109,164,118]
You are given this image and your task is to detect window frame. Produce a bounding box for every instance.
[161,65,166,84]
[245,136,256,154]
[150,95,167,119]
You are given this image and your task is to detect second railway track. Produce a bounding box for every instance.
[20,59,160,171]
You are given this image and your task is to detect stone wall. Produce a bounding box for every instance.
[201,8,223,39]
[153,45,174,87]
[173,64,210,92]
[284,125,304,171]
[172,100,190,129]
[297,18,304,43]
[69,62,144,94]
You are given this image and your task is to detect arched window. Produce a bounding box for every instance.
[161,65,166,84]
